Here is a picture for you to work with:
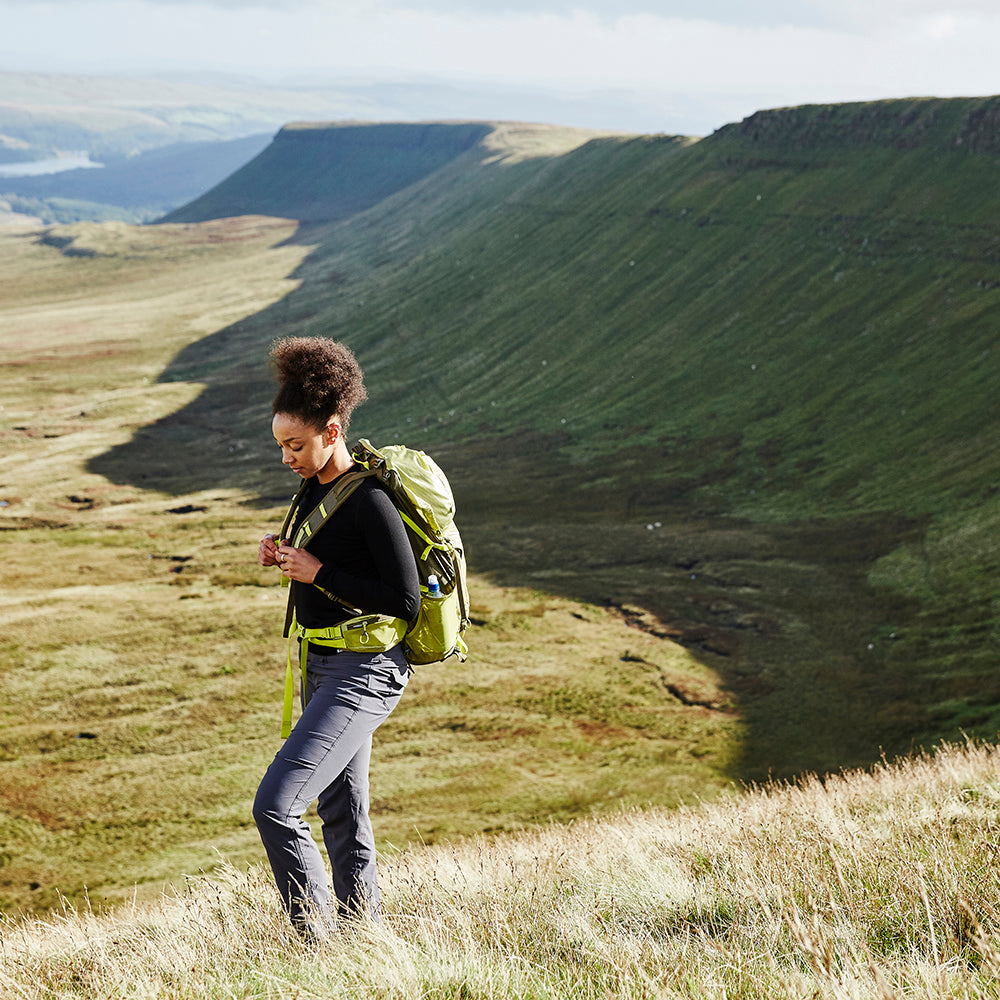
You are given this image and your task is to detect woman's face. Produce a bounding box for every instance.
[272,412,337,481]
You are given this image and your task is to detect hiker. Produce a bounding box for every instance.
[252,336,420,939]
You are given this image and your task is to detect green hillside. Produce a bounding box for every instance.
[5,100,1000,917]
[93,99,1000,779]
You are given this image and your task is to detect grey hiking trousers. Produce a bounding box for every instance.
[253,643,409,935]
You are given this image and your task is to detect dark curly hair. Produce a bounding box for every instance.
[269,337,368,432]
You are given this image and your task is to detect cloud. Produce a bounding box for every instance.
[392,0,836,30]
[807,0,1000,30]
[2,0,1000,135]
[0,0,839,26]
[0,0,992,35]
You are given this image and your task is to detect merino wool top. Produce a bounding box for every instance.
[288,470,421,629]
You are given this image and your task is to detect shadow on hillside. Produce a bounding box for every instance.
[87,128,629,500]
[450,436,931,783]
[88,131,939,793]
[160,122,495,226]
[89,282,933,787]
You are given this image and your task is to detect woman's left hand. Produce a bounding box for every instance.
[276,544,322,584]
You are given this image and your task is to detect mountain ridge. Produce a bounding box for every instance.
[159,120,630,224]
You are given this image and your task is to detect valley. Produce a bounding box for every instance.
[3,97,1000,914]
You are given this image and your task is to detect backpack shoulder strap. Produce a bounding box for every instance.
[278,478,309,545]
[281,466,376,637]
[291,468,372,548]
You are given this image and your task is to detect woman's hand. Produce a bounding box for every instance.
[276,543,322,584]
[258,533,283,567]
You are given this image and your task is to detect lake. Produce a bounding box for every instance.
[0,155,104,178]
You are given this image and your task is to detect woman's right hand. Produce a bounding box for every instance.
[259,533,283,567]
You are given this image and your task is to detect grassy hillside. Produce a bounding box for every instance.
[5,739,1000,998]
[159,121,616,224]
[0,205,731,916]
[5,99,1000,917]
[99,100,1000,776]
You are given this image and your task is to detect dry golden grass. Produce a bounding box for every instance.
[479,122,637,164]
[0,216,307,515]
[3,739,1000,998]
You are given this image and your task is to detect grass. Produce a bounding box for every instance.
[0,529,735,915]
[4,739,1000,998]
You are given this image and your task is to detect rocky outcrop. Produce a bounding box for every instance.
[719,95,1000,154]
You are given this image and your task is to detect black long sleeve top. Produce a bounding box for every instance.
[288,471,421,629]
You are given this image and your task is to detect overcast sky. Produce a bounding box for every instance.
[2,0,999,133]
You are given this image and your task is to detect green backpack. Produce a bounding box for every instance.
[276,440,469,736]
[351,439,470,665]
[283,439,470,666]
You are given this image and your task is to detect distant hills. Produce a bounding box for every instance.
[0,71,382,162]
[89,95,1000,776]
[0,69,694,223]
[0,70,383,223]
[0,134,272,224]
[161,122,495,225]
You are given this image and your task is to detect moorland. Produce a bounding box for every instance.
[2,95,1000,939]
[0,164,730,916]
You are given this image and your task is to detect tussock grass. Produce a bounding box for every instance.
[4,739,1000,998]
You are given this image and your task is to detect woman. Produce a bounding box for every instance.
[253,336,420,939]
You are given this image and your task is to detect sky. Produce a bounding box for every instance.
[2,0,1000,134]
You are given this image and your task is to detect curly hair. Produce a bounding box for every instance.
[269,337,368,432]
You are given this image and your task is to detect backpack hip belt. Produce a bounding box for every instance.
[281,613,409,737]
[294,613,408,651]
